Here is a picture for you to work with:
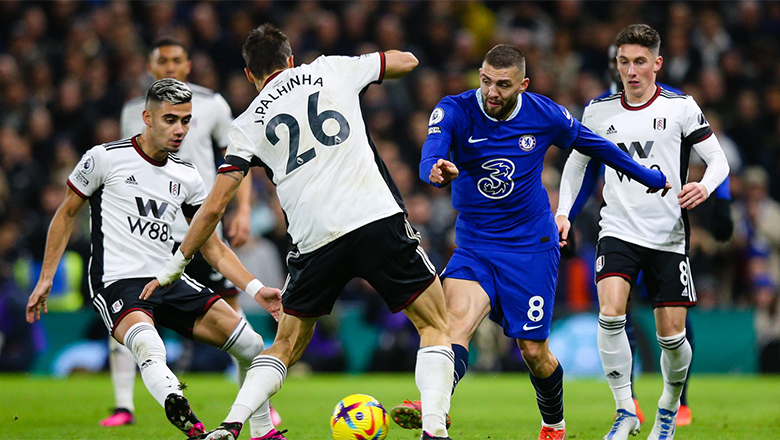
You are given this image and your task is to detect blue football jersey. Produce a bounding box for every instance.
[421,89,665,253]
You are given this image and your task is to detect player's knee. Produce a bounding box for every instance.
[222,318,265,362]
[124,322,166,366]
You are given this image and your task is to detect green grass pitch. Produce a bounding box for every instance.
[1,372,778,439]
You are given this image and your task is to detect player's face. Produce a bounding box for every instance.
[479,63,529,120]
[146,101,192,154]
[149,45,191,82]
[616,44,662,103]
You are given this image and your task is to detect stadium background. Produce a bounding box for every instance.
[0,1,777,378]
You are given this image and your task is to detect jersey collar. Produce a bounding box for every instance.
[475,89,522,122]
[620,84,661,111]
[132,135,167,166]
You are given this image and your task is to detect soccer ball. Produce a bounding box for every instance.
[330,394,389,440]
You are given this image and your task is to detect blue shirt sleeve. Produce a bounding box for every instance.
[550,102,582,149]
[420,98,460,187]
[572,125,666,189]
[714,174,731,201]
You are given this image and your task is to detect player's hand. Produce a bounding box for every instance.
[678,182,709,209]
[26,282,52,323]
[140,278,161,300]
[254,286,283,321]
[555,215,571,248]
[227,208,251,248]
[430,159,459,184]
[646,179,672,197]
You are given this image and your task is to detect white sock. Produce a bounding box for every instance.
[123,322,181,407]
[221,318,275,437]
[416,346,454,438]
[597,314,636,413]
[657,331,691,412]
[224,355,286,425]
[109,336,136,412]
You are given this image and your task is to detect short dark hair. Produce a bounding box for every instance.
[615,24,661,54]
[483,44,526,76]
[145,78,192,109]
[242,23,292,78]
[151,37,188,55]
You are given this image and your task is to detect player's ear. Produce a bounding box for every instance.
[244,67,255,84]
[654,55,663,73]
[142,108,153,128]
[287,55,294,68]
[520,77,530,93]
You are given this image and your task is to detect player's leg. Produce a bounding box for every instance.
[516,338,566,440]
[113,310,205,438]
[645,252,695,440]
[594,238,642,439]
[677,316,694,426]
[623,309,645,424]
[203,312,316,440]
[444,277,492,391]
[100,336,136,426]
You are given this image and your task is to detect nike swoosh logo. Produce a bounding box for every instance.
[523,323,543,331]
[468,136,488,143]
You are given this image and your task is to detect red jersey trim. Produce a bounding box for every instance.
[66,180,88,199]
[263,70,284,89]
[620,85,662,111]
[132,135,167,166]
[596,272,632,283]
[377,52,386,84]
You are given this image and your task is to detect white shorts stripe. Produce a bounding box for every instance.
[182,272,205,290]
[686,257,697,302]
[93,294,113,330]
[416,246,436,275]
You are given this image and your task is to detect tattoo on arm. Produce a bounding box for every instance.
[224,171,243,182]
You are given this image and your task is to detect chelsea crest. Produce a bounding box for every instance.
[519,134,536,152]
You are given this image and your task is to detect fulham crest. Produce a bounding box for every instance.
[596,255,605,273]
[169,181,181,197]
[654,117,666,131]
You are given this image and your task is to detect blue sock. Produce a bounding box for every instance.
[452,344,469,394]
[529,362,564,425]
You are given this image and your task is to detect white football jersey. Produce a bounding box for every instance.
[120,83,232,240]
[581,87,715,254]
[223,53,403,254]
[67,137,208,291]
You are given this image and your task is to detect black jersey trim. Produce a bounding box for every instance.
[220,155,251,175]
[89,185,106,291]
[684,126,713,145]
[659,89,687,99]
[168,153,195,168]
[181,202,200,219]
[620,85,661,111]
[131,135,167,166]
[680,132,694,254]
[591,93,621,104]
[104,139,133,150]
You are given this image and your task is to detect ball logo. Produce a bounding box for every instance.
[478,158,515,199]
[596,255,605,273]
[519,135,536,151]
[429,107,444,126]
[81,155,95,174]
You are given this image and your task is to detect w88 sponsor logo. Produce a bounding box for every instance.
[127,197,173,242]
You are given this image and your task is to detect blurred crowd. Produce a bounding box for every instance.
[2,0,780,372]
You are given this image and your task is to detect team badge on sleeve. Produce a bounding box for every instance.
[596,255,605,273]
[429,107,444,126]
[169,181,181,197]
[519,135,537,152]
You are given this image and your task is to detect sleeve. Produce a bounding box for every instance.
[556,149,592,218]
[181,166,209,218]
[419,98,459,187]
[211,93,234,149]
[67,146,107,199]
[691,133,730,196]
[221,124,257,176]
[327,53,385,91]
[572,125,666,189]
[682,96,714,144]
[551,102,583,149]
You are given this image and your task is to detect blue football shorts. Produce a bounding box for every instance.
[441,246,560,340]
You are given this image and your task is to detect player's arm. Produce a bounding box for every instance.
[199,230,281,320]
[420,101,459,187]
[26,188,86,323]
[555,149,592,247]
[681,135,729,209]
[227,168,252,248]
[572,125,671,194]
[383,50,419,79]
